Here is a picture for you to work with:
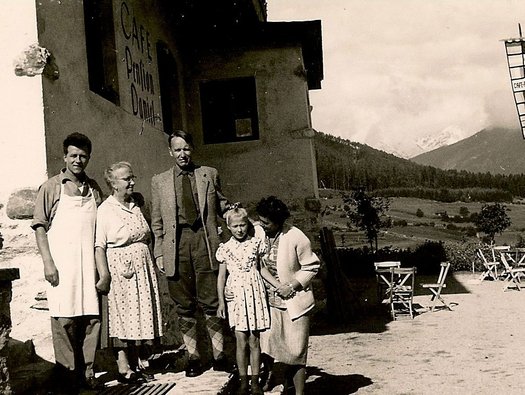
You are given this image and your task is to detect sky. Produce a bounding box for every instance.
[268,0,525,157]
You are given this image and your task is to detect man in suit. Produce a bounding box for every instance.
[151,130,232,377]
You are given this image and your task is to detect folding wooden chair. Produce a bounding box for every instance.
[374,261,401,303]
[389,267,416,320]
[499,252,525,291]
[476,249,500,282]
[420,262,453,312]
[492,245,511,263]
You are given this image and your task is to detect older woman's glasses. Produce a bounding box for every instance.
[118,175,136,183]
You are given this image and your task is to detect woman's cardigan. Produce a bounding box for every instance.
[257,224,320,319]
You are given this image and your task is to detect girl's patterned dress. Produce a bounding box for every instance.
[216,236,270,331]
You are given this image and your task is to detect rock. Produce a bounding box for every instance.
[6,188,38,220]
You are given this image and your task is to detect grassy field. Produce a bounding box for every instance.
[319,190,525,249]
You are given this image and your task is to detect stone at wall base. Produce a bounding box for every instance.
[6,188,38,220]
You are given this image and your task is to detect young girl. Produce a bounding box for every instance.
[216,207,270,395]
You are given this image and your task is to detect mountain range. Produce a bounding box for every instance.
[411,127,525,175]
[375,125,469,159]
[313,130,525,199]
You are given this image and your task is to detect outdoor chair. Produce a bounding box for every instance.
[374,261,401,303]
[491,245,511,263]
[389,266,416,320]
[420,262,454,312]
[476,249,500,282]
[499,252,525,291]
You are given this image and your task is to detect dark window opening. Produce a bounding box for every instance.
[157,41,183,134]
[200,77,259,144]
[84,0,120,104]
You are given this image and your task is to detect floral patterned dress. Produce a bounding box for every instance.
[95,195,163,342]
[216,236,270,331]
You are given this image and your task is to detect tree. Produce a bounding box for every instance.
[474,203,511,244]
[416,208,424,218]
[343,188,390,251]
[459,206,470,217]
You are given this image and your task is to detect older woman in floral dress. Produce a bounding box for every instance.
[95,161,163,383]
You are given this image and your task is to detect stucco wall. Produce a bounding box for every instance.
[36,0,319,209]
[36,0,187,346]
[35,0,321,346]
[186,46,319,209]
[35,0,179,202]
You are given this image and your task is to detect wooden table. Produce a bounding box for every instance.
[374,261,401,303]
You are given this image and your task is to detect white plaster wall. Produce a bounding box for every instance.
[0,0,46,203]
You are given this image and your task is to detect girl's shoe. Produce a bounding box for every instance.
[251,375,264,395]
[235,376,249,395]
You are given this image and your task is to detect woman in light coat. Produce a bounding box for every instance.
[255,196,320,395]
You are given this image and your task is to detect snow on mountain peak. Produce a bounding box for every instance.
[415,126,467,154]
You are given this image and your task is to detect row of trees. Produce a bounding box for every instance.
[374,187,513,202]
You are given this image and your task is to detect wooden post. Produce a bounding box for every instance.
[319,227,359,323]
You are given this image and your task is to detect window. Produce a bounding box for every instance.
[200,77,259,144]
[84,0,120,104]
[157,42,183,134]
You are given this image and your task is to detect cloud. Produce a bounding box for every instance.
[485,89,521,130]
[269,0,525,155]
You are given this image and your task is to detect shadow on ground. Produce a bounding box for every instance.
[217,363,373,395]
[311,271,469,336]
[8,338,55,394]
[305,366,373,394]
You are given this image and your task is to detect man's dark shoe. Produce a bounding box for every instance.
[82,376,103,390]
[136,368,155,382]
[213,355,234,373]
[185,359,204,377]
[117,371,143,384]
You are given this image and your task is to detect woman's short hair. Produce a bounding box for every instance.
[63,132,92,155]
[103,161,133,190]
[168,130,194,148]
[256,196,290,226]
[224,207,249,225]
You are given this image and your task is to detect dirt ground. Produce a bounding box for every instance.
[4,214,525,394]
[306,273,525,394]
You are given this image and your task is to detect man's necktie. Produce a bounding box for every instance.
[182,172,198,225]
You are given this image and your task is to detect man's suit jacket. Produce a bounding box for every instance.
[151,165,229,276]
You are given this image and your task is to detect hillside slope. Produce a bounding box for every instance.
[313,130,525,198]
[411,128,525,175]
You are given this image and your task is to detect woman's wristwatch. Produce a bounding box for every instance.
[288,283,296,297]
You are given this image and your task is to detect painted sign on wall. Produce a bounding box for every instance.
[118,1,161,127]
